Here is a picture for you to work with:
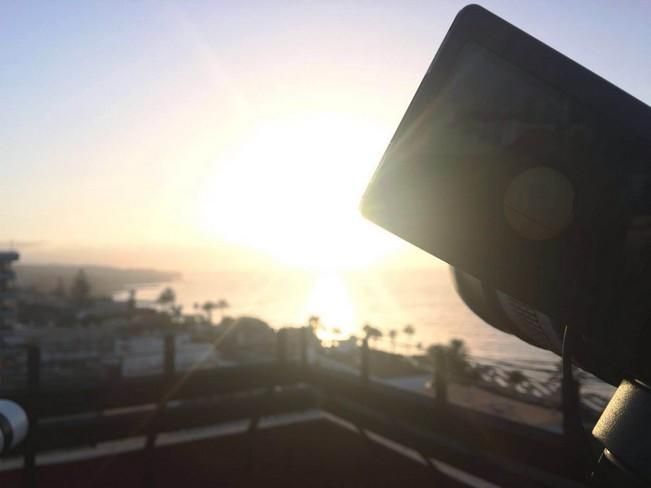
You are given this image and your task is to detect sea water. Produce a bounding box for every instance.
[128,265,556,363]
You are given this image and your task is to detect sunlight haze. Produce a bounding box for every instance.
[3,0,650,271]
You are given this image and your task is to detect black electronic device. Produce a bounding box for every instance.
[361,4,651,387]
[361,5,651,485]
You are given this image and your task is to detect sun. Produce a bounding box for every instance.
[302,272,358,339]
[195,111,400,270]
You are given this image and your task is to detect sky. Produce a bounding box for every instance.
[2,0,650,271]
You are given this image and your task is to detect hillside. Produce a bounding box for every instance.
[15,264,180,296]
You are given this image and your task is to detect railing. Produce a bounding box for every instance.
[0,328,600,488]
[364,334,612,422]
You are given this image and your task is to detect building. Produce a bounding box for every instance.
[0,251,19,330]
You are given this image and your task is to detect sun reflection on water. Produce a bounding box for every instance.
[303,272,358,341]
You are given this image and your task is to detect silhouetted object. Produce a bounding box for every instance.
[201,301,216,323]
[362,323,382,344]
[360,4,651,484]
[51,277,66,299]
[403,324,415,348]
[360,337,369,386]
[360,3,651,388]
[506,370,527,390]
[144,335,176,488]
[0,328,593,487]
[447,339,470,379]
[170,305,183,323]
[163,334,175,378]
[215,299,229,322]
[22,345,39,488]
[388,329,397,352]
[156,287,176,311]
[300,326,308,366]
[0,251,19,329]
[200,299,228,324]
[427,339,472,383]
[308,315,321,332]
[276,329,288,365]
[430,345,448,406]
[69,269,91,307]
[16,265,178,297]
[216,316,274,357]
[593,380,651,487]
[127,289,136,314]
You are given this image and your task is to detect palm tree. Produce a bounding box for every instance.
[362,323,382,344]
[215,299,229,323]
[449,338,467,356]
[156,287,176,311]
[369,328,383,344]
[202,301,216,324]
[171,305,184,323]
[403,324,415,349]
[362,323,371,337]
[388,329,397,352]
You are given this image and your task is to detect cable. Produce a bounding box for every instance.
[561,325,595,481]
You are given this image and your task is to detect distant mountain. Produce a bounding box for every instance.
[15,264,181,297]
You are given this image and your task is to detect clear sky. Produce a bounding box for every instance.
[2,1,650,271]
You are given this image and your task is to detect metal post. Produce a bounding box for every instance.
[562,362,588,478]
[434,347,448,406]
[22,345,40,488]
[361,338,369,386]
[561,370,580,435]
[300,326,308,368]
[143,335,175,488]
[276,329,287,365]
[163,334,175,379]
[560,326,591,480]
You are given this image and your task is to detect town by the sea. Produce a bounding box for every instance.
[119,265,614,402]
[120,266,556,364]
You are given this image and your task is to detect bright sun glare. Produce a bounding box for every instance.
[303,272,359,339]
[196,112,400,270]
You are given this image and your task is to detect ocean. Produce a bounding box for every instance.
[123,265,558,364]
[116,264,616,398]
